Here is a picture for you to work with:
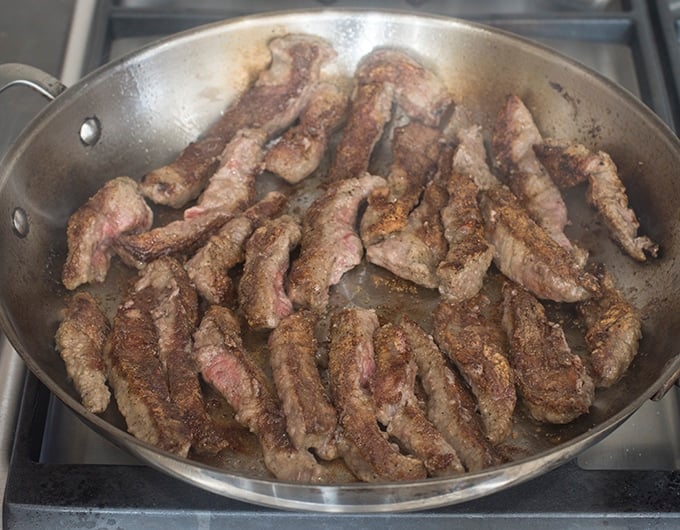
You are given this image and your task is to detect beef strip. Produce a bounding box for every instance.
[355,49,451,126]
[327,82,395,182]
[491,95,586,265]
[185,192,287,305]
[193,305,330,482]
[372,323,464,477]
[479,185,598,303]
[436,150,494,303]
[265,82,349,183]
[269,310,338,460]
[328,308,427,481]
[399,316,500,472]
[184,128,265,219]
[55,292,111,413]
[366,179,448,289]
[535,139,659,261]
[577,264,642,388]
[502,283,595,424]
[134,257,228,455]
[141,34,336,208]
[104,288,191,456]
[238,215,301,330]
[433,298,516,445]
[63,176,153,290]
[360,121,442,245]
[451,124,501,191]
[114,208,233,266]
[288,173,387,311]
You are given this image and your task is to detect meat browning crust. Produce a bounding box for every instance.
[141,34,336,207]
[328,308,427,482]
[502,283,595,424]
[55,292,111,413]
[269,310,338,460]
[372,323,465,477]
[63,176,153,290]
[104,289,192,456]
[193,305,331,482]
[578,264,642,387]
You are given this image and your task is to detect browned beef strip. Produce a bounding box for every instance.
[365,179,448,289]
[184,128,265,219]
[355,49,451,126]
[265,82,349,184]
[104,288,191,456]
[534,140,658,261]
[436,154,494,303]
[141,34,336,208]
[327,82,395,182]
[55,292,111,413]
[372,323,464,477]
[238,215,301,330]
[269,310,338,460]
[63,176,153,290]
[288,174,387,311]
[451,124,501,191]
[360,121,442,245]
[400,317,500,472]
[193,305,330,482]
[135,257,228,455]
[433,298,516,444]
[114,209,233,266]
[577,264,642,388]
[328,308,427,481]
[492,95,585,264]
[185,192,287,305]
[479,185,598,303]
[502,283,595,424]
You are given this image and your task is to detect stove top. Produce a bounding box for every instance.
[2,0,680,527]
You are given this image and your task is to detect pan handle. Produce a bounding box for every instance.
[652,355,680,401]
[0,63,66,101]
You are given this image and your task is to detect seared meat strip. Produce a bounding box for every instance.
[492,95,585,264]
[355,49,451,126]
[193,305,330,482]
[265,82,349,184]
[366,179,448,289]
[360,121,442,245]
[185,192,287,305]
[433,298,516,444]
[288,174,387,311]
[135,257,228,455]
[400,317,500,472]
[578,264,642,388]
[327,82,395,182]
[479,185,598,303]
[114,209,232,266]
[372,323,464,477]
[104,288,191,456]
[328,308,427,481]
[269,310,338,460]
[55,292,111,413]
[238,215,301,330]
[184,128,265,219]
[141,34,336,208]
[451,124,501,191]
[502,283,595,424]
[63,176,153,290]
[436,154,494,303]
[535,139,658,261]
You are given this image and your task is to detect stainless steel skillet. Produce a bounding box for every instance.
[1,9,680,512]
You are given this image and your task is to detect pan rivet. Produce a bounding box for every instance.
[79,116,101,146]
[11,207,29,238]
